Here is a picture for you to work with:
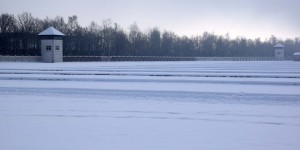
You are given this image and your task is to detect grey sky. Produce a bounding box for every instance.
[0,0,299,39]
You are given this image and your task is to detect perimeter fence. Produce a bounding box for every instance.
[0,55,292,62]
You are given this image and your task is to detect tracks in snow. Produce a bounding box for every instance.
[1,68,300,86]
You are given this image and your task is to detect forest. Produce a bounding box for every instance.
[0,12,299,57]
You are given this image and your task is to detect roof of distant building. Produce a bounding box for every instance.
[274,43,285,48]
[293,52,300,56]
[38,27,65,36]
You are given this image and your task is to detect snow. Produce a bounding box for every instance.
[1,61,300,150]
[38,27,65,36]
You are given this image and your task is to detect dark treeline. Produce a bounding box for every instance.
[0,12,299,57]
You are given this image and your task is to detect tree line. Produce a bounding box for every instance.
[0,12,299,57]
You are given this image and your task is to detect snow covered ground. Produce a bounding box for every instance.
[0,61,300,150]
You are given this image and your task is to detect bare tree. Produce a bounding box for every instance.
[17,12,37,33]
[1,12,299,57]
[67,15,79,34]
[149,28,161,56]
[161,31,176,56]
[0,13,17,33]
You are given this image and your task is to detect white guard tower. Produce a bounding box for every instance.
[38,27,65,63]
[274,43,285,58]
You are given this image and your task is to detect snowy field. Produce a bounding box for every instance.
[1,61,300,150]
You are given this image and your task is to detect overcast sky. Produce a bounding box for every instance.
[0,0,299,39]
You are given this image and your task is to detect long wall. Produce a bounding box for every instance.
[0,56,293,62]
[63,56,292,62]
[0,56,42,62]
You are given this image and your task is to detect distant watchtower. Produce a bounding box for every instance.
[38,27,65,63]
[274,43,285,58]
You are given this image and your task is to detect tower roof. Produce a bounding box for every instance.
[38,27,65,36]
[293,52,300,56]
[274,43,285,48]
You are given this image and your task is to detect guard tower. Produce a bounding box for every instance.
[38,27,65,63]
[274,43,285,58]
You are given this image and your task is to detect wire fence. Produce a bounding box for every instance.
[0,55,294,62]
[0,56,42,62]
[64,56,292,62]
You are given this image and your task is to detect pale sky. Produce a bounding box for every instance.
[0,0,299,39]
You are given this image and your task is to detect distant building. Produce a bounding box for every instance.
[38,27,65,63]
[293,52,300,61]
[274,43,285,58]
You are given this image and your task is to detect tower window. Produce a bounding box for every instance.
[55,46,60,50]
[46,46,51,51]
